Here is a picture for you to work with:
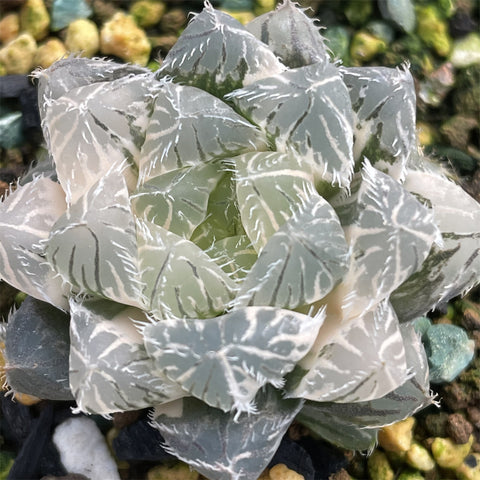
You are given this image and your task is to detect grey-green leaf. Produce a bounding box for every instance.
[143,306,324,412]
[137,219,237,319]
[227,62,354,188]
[233,195,349,310]
[46,168,143,308]
[69,299,185,414]
[288,300,408,403]
[137,82,268,183]
[330,161,440,321]
[132,163,224,239]
[391,167,480,321]
[378,0,416,33]
[5,296,72,400]
[0,176,69,309]
[246,0,330,68]
[155,4,285,97]
[234,151,317,253]
[341,65,416,181]
[150,387,304,480]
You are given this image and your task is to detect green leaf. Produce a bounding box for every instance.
[155,4,285,97]
[391,167,480,321]
[246,0,330,68]
[233,195,349,310]
[4,296,73,400]
[150,387,304,480]
[0,176,69,309]
[341,65,416,181]
[69,299,185,414]
[131,163,224,239]
[43,74,155,204]
[234,151,317,253]
[227,62,354,188]
[143,307,324,412]
[137,82,268,183]
[287,300,408,403]
[137,219,237,319]
[330,160,440,321]
[206,235,257,280]
[190,171,244,249]
[45,168,143,308]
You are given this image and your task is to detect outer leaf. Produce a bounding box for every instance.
[151,387,304,480]
[44,74,155,203]
[297,322,434,448]
[0,176,69,309]
[137,220,237,319]
[233,195,349,310]
[391,167,480,321]
[45,168,143,308]
[4,296,73,400]
[246,0,330,68]
[131,163,224,239]
[341,65,416,181]
[288,300,408,403]
[227,62,354,188]
[155,4,285,97]
[234,151,317,253]
[143,307,325,412]
[137,82,268,183]
[330,161,440,321]
[296,404,378,451]
[36,56,148,130]
[69,299,185,414]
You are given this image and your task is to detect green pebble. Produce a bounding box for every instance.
[413,316,432,337]
[344,0,372,27]
[422,324,474,383]
[416,5,452,57]
[450,33,480,69]
[0,451,15,480]
[397,470,425,480]
[323,25,350,63]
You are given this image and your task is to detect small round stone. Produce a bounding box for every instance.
[0,13,20,44]
[0,32,37,74]
[34,38,67,69]
[19,0,50,41]
[431,435,474,469]
[378,417,416,454]
[268,463,305,480]
[65,18,100,57]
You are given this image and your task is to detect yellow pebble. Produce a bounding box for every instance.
[456,453,480,480]
[147,462,199,480]
[368,450,395,480]
[14,391,42,406]
[34,38,67,69]
[268,464,305,480]
[65,19,100,58]
[378,417,416,454]
[405,442,435,472]
[431,435,474,470]
[0,14,20,44]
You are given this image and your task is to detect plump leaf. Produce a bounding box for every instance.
[155,3,285,97]
[233,195,349,310]
[206,235,257,281]
[341,65,416,181]
[137,82,268,183]
[4,296,73,400]
[227,62,354,188]
[297,321,434,448]
[246,0,330,68]
[330,160,440,320]
[45,168,144,308]
[391,167,480,321]
[150,387,304,480]
[36,56,149,132]
[296,403,378,451]
[190,171,245,249]
[234,151,317,253]
[0,176,69,309]
[43,74,155,203]
[137,219,237,319]
[143,307,325,412]
[69,299,185,414]
[288,300,408,403]
[132,163,224,239]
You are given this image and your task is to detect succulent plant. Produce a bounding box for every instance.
[1,1,480,478]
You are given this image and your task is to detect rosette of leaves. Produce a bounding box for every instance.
[0,2,479,478]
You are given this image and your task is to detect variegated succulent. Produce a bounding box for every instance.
[1,1,480,478]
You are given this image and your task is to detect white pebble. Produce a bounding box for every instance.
[53,416,120,480]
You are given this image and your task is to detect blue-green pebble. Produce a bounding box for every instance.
[50,0,93,31]
[0,111,24,149]
[422,323,474,384]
